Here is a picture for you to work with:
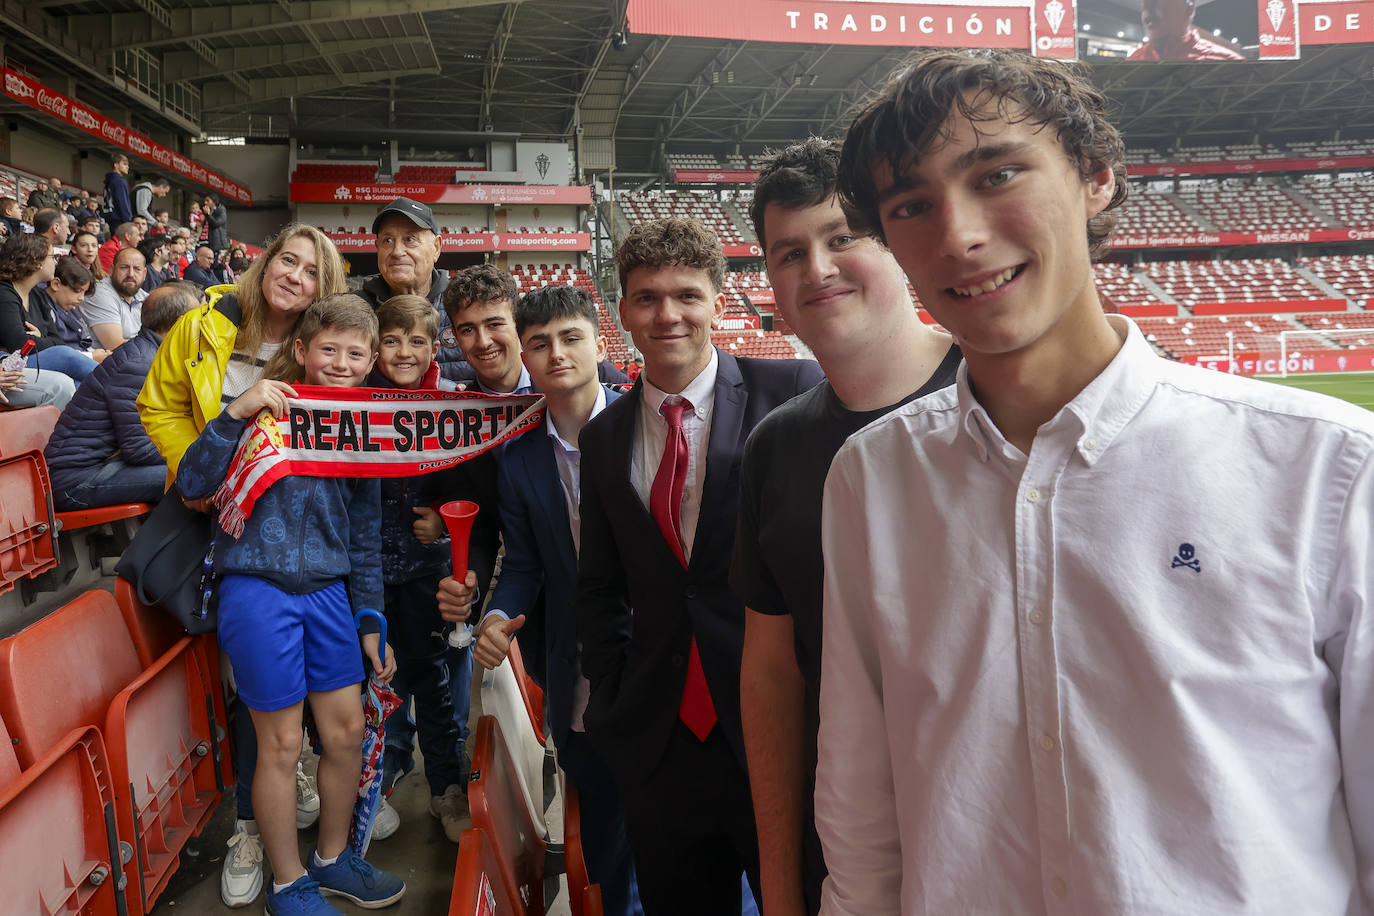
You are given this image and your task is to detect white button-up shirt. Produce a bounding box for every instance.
[818,315,1374,915]
[632,348,717,563]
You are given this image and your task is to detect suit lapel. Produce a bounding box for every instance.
[691,350,746,569]
[524,430,577,576]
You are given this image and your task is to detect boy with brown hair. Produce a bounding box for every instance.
[821,48,1374,914]
[575,217,823,913]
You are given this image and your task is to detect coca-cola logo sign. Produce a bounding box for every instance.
[35,89,67,119]
[101,121,126,144]
[151,147,171,165]
[70,107,100,131]
[5,72,34,100]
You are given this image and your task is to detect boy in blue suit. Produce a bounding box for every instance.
[465,284,643,916]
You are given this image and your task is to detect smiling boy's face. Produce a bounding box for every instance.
[294,327,377,386]
[377,323,439,389]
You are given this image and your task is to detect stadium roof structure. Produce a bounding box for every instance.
[5,0,1374,177]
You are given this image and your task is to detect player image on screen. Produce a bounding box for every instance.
[1128,0,1246,59]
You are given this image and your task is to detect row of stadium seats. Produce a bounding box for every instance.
[509,265,633,364]
[617,192,748,243]
[290,162,377,183]
[1125,137,1374,164]
[711,330,797,359]
[0,409,226,916]
[1113,176,1374,236]
[1093,256,1374,310]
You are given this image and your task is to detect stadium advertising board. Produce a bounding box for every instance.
[1109,228,1374,249]
[630,0,1372,60]
[324,231,591,252]
[723,243,765,258]
[291,183,593,205]
[1187,350,1374,375]
[2,67,252,204]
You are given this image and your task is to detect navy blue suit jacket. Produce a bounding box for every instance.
[488,385,623,750]
[575,350,825,781]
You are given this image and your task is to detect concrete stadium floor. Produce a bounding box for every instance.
[160,662,571,915]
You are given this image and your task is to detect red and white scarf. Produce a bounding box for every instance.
[212,385,544,537]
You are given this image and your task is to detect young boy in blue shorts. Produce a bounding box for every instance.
[177,293,407,916]
[365,294,470,843]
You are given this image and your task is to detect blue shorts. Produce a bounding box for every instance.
[217,575,364,712]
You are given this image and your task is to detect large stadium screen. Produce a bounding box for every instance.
[627,0,1373,60]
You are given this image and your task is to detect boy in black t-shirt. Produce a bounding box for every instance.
[729,139,960,916]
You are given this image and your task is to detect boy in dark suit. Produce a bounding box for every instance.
[574,218,824,913]
[466,284,643,916]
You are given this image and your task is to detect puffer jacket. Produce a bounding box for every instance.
[44,326,165,494]
[358,269,476,385]
[177,410,383,614]
[136,285,242,486]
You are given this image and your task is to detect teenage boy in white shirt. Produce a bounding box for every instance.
[819,48,1374,916]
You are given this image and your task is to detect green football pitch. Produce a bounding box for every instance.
[1260,372,1374,412]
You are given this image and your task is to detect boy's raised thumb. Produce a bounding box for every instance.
[501,614,526,635]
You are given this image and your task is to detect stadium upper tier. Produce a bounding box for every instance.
[616,176,1374,252]
[616,192,750,244]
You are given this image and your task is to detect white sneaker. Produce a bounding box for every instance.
[372,796,400,841]
[220,818,264,908]
[295,762,320,829]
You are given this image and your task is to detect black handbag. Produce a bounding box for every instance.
[114,487,220,634]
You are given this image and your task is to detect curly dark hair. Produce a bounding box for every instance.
[442,264,518,320]
[0,233,51,283]
[615,217,726,293]
[749,138,843,250]
[837,49,1128,259]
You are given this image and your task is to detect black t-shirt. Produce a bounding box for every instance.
[731,342,962,685]
[729,342,960,910]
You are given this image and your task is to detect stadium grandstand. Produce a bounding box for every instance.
[2,0,1374,913]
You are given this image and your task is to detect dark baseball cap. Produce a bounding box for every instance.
[372,197,439,234]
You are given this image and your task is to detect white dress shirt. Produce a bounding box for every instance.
[818,315,1374,916]
[487,385,607,731]
[632,347,718,563]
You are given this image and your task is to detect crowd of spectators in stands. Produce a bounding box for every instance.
[0,155,251,413]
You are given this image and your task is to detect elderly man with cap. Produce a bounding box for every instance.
[358,197,475,385]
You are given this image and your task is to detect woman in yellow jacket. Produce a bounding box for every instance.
[137,222,347,909]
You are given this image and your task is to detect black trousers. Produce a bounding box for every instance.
[613,721,761,916]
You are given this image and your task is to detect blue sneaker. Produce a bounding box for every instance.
[264,875,341,916]
[308,847,406,909]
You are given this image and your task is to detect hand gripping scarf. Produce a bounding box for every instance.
[212,384,545,537]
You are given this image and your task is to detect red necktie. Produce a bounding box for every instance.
[649,399,717,741]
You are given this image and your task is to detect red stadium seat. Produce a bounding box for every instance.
[0,451,58,596]
[563,775,604,916]
[105,637,224,913]
[0,724,124,916]
[0,405,59,458]
[508,636,545,743]
[0,590,224,914]
[468,715,546,915]
[56,504,153,531]
[450,827,518,915]
[114,576,185,673]
[0,590,141,768]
